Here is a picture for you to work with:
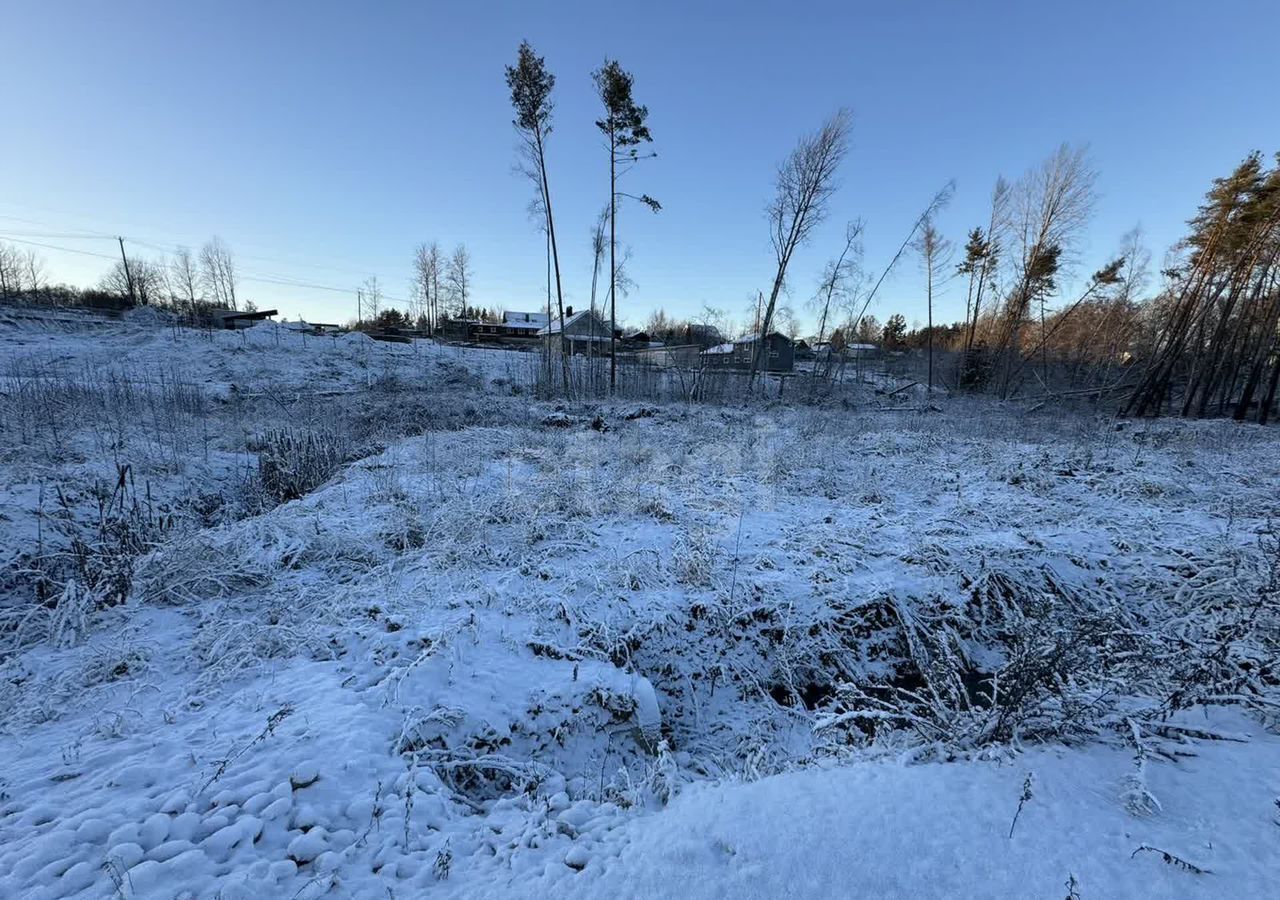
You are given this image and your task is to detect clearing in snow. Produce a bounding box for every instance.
[1,313,1277,899]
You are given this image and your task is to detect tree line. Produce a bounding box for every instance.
[0,236,245,316]
[781,136,1279,422]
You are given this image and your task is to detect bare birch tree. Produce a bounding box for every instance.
[0,243,20,299]
[445,244,472,316]
[362,275,382,322]
[22,250,46,293]
[911,217,954,391]
[170,246,201,315]
[752,109,852,388]
[809,221,865,379]
[995,145,1098,395]
[587,206,610,367]
[200,237,239,310]
[811,221,863,351]
[413,242,443,333]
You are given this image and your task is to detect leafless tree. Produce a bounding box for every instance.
[587,206,610,361]
[1043,226,1149,391]
[753,109,852,387]
[911,216,954,391]
[102,256,166,305]
[775,304,800,340]
[445,244,472,316]
[0,243,20,298]
[995,145,1098,395]
[847,181,955,355]
[810,221,864,366]
[413,242,443,333]
[362,275,382,322]
[959,177,1009,353]
[21,250,46,293]
[170,246,201,314]
[200,237,239,310]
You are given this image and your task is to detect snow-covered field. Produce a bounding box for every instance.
[1,310,1277,899]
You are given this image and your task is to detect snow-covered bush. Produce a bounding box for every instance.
[254,426,347,503]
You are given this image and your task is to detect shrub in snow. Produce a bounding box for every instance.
[3,469,172,653]
[254,426,346,503]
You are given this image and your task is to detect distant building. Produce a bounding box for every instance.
[503,310,549,328]
[633,343,702,368]
[213,308,277,330]
[700,332,795,372]
[816,341,879,360]
[437,317,482,342]
[538,307,615,355]
[438,311,546,346]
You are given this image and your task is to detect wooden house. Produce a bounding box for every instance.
[700,332,795,372]
[538,307,615,355]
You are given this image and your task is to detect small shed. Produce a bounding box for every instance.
[214,308,277,330]
[632,344,702,368]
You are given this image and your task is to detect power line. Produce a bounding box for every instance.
[0,233,424,314]
[0,229,116,240]
[0,235,120,261]
[0,208,418,286]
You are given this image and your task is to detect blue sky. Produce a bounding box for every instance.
[4,0,1277,331]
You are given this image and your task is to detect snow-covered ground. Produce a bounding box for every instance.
[1,310,1277,899]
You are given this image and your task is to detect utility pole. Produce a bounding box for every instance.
[357,289,362,327]
[117,237,137,306]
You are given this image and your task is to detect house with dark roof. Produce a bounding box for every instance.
[700,332,794,372]
[503,310,549,329]
[438,310,549,346]
[538,307,615,355]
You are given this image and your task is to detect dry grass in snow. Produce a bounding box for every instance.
[0,313,1278,898]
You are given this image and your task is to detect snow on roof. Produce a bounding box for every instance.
[732,331,791,345]
[503,310,549,325]
[538,309,607,335]
[702,341,735,354]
